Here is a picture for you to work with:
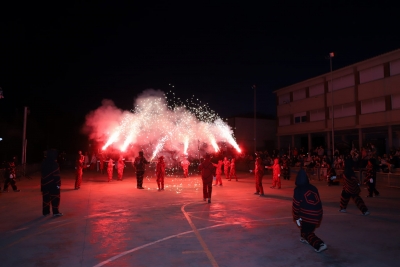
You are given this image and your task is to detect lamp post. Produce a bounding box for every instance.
[22,106,28,173]
[329,52,334,160]
[252,85,256,154]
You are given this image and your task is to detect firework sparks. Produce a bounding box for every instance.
[84,89,241,160]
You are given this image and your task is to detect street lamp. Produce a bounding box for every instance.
[252,85,256,155]
[329,52,334,160]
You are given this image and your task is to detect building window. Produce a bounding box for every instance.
[359,65,384,84]
[392,94,400,110]
[329,103,356,118]
[279,115,291,126]
[293,88,306,101]
[278,93,290,105]
[390,59,400,76]
[309,83,324,97]
[294,112,307,124]
[328,74,355,92]
[361,97,385,114]
[310,108,325,121]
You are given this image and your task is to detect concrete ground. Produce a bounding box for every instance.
[1,167,399,267]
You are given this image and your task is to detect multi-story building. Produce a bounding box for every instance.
[274,48,400,156]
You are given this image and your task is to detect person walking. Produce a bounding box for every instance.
[3,160,20,192]
[339,157,370,215]
[254,157,265,197]
[41,149,63,217]
[134,151,150,189]
[156,156,166,191]
[198,154,216,203]
[292,169,327,253]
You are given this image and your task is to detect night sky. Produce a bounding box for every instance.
[1,1,400,159]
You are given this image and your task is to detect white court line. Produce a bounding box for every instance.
[92,202,297,267]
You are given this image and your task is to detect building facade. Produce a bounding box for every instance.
[274,49,400,156]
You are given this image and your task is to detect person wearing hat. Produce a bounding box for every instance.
[198,154,216,203]
[292,169,327,253]
[133,151,150,189]
[156,156,166,191]
[364,158,380,197]
[339,157,370,215]
[3,160,20,192]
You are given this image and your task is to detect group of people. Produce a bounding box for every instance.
[38,148,378,254]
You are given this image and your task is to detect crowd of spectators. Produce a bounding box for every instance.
[248,143,400,175]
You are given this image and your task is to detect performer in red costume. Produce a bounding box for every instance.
[181,157,190,178]
[117,156,125,181]
[223,157,230,179]
[156,156,166,191]
[267,158,281,189]
[228,158,238,181]
[107,158,114,182]
[254,157,265,196]
[212,159,223,186]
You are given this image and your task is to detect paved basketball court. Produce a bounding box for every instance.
[1,167,399,267]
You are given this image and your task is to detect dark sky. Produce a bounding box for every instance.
[1,1,400,154]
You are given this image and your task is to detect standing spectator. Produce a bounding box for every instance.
[107,158,114,182]
[198,154,216,203]
[364,158,380,197]
[181,157,190,178]
[134,151,150,189]
[83,152,90,171]
[223,157,230,179]
[282,155,291,180]
[228,158,238,181]
[117,156,125,181]
[90,153,97,171]
[267,158,281,189]
[339,158,370,215]
[99,153,105,174]
[212,159,223,186]
[156,156,166,191]
[254,157,265,196]
[292,169,327,253]
[75,151,84,190]
[41,149,62,217]
[3,160,20,192]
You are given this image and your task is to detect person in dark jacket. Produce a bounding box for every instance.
[364,158,380,197]
[292,169,327,253]
[3,160,20,192]
[41,149,63,217]
[339,158,370,215]
[198,154,216,203]
[133,151,150,189]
